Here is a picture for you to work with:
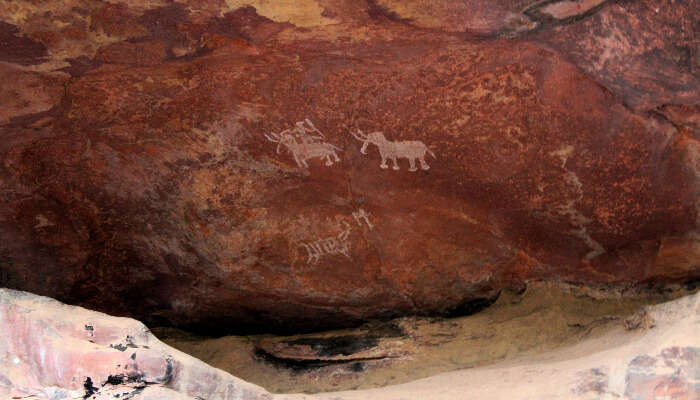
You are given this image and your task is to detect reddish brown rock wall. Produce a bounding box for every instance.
[0,0,698,333]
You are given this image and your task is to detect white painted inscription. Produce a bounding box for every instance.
[350,129,435,171]
[352,208,373,230]
[300,221,352,264]
[265,119,342,168]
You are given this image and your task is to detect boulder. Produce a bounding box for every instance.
[0,0,698,332]
[1,287,697,400]
[0,288,272,400]
[281,290,700,400]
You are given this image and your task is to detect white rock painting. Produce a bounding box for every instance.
[352,208,373,230]
[350,128,435,171]
[264,119,342,168]
[300,221,352,265]
[298,209,374,265]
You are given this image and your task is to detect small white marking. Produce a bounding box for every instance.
[300,221,352,264]
[352,208,374,230]
[34,214,54,229]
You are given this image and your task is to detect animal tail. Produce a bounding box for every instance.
[427,148,436,159]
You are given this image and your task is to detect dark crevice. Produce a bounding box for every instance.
[103,373,144,386]
[522,0,611,29]
[149,288,504,336]
[5,107,61,131]
[445,291,501,318]
[365,0,413,24]
[252,322,406,372]
[0,21,48,65]
[481,0,614,39]
[282,335,380,358]
[60,56,103,77]
[82,377,99,399]
[254,348,393,374]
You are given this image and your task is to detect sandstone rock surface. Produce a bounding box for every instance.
[280,290,700,400]
[1,287,697,399]
[0,288,272,400]
[157,282,694,394]
[0,0,698,332]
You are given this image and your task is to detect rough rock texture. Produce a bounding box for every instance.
[0,0,698,332]
[280,290,700,400]
[1,288,698,399]
[157,282,693,394]
[0,288,272,400]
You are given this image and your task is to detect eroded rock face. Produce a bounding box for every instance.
[276,290,700,400]
[1,288,698,400]
[157,283,694,394]
[0,0,698,332]
[0,288,272,400]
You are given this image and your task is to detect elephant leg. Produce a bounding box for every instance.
[380,155,389,169]
[301,158,309,168]
[408,157,418,172]
[332,151,340,162]
[392,157,400,170]
[419,156,430,170]
[324,154,333,166]
[294,154,304,168]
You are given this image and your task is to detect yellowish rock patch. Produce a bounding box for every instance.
[224,0,338,27]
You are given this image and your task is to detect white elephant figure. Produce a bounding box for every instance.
[350,129,436,171]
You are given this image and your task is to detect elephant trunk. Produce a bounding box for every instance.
[360,140,369,154]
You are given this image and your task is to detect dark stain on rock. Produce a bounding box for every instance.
[0,21,48,65]
[284,335,380,357]
[138,2,191,48]
[71,6,91,17]
[321,7,339,19]
[82,377,98,398]
[684,279,700,291]
[446,292,500,318]
[6,108,59,131]
[532,0,699,110]
[111,343,128,352]
[675,45,694,71]
[350,362,366,372]
[125,335,138,348]
[254,321,406,372]
[110,336,138,352]
[523,0,611,29]
[104,372,144,386]
[254,347,387,373]
[0,257,12,285]
[213,6,280,42]
[105,374,126,385]
[60,56,103,77]
[362,320,406,338]
[97,40,169,67]
[122,387,145,399]
[254,348,317,373]
[154,357,174,384]
[365,0,412,24]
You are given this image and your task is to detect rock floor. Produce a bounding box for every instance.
[154,281,697,393]
[1,284,698,399]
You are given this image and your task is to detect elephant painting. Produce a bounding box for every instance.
[350,129,436,171]
[264,119,342,168]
